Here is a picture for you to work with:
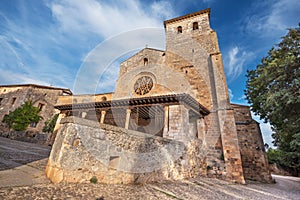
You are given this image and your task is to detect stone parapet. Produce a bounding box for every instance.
[46,117,206,184]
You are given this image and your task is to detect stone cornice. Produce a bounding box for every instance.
[164,8,211,27]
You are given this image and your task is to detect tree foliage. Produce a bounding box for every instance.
[267,148,283,165]
[2,100,42,131]
[42,113,59,133]
[245,25,300,174]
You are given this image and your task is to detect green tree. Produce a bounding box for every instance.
[245,24,300,174]
[2,100,42,131]
[42,113,59,133]
[267,148,283,165]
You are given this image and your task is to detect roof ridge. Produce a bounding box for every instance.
[0,83,72,93]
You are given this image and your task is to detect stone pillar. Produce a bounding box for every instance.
[47,112,66,145]
[81,111,87,119]
[220,109,245,184]
[100,110,106,124]
[154,106,163,136]
[125,108,131,129]
[197,117,206,143]
[163,105,169,136]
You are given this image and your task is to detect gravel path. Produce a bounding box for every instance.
[0,137,299,200]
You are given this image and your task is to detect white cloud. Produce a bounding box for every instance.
[0,25,74,88]
[0,0,175,93]
[0,69,49,86]
[243,0,300,39]
[225,46,253,81]
[73,28,165,94]
[49,0,174,38]
[48,0,173,93]
[202,0,215,3]
[150,1,174,19]
[49,0,174,93]
[228,88,233,100]
[0,2,79,89]
[238,94,246,101]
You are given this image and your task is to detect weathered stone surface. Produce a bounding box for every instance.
[232,104,272,182]
[46,117,206,184]
[0,84,71,144]
[2,136,299,200]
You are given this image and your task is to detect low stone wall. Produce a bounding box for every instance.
[0,129,50,145]
[46,117,207,184]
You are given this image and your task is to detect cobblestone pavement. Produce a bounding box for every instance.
[0,137,299,200]
[0,137,51,188]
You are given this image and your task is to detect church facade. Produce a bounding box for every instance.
[46,9,272,184]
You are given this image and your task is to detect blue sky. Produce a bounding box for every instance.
[0,0,299,146]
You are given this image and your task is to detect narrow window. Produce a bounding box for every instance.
[0,98,2,106]
[193,22,199,30]
[11,97,16,105]
[177,26,182,33]
[38,103,44,111]
[144,58,148,66]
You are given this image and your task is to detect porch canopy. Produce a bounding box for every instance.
[54,93,210,135]
[56,93,208,114]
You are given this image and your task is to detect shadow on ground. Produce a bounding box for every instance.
[0,136,50,171]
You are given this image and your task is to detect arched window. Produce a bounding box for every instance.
[144,58,148,66]
[101,96,107,101]
[193,22,199,30]
[177,26,182,33]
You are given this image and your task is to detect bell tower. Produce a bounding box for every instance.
[164,9,245,183]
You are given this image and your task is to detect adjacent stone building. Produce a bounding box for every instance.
[46,9,272,184]
[0,84,72,142]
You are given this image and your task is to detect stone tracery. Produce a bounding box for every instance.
[134,76,153,95]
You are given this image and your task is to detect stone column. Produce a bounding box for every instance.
[47,112,66,145]
[154,108,160,130]
[125,108,131,129]
[163,105,169,136]
[81,111,87,119]
[197,117,206,143]
[100,110,106,124]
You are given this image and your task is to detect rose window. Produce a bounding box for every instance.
[134,76,154,95]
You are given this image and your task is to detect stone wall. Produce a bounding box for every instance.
[46,117,207,184]
[114,49,197,101]
[0,84,71,143]
[232,104,272,182]
[0,86,29,121]
[118,48,166,78]
[56,93,113,106]
[0,130,49,144]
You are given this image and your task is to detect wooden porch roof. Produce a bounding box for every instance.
[54,93,210,115]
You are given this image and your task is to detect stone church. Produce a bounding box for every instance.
[46,9,272,184]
